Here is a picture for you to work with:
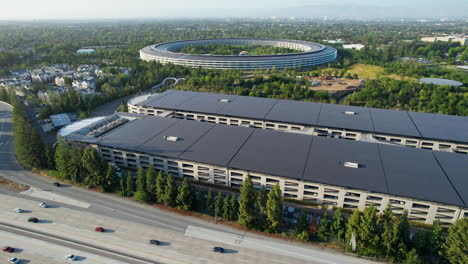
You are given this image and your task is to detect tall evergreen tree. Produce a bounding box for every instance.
[54,141,69,179]
[229,195,238,221]
[206,189,215,213]
[222,196,231,220]
[163,174,176,207]
[44,144,55,170]
[255,186,268,228]
[136,167,146,192]
[215,192,224,219]
[345,210,361,251]
[125,171,135,196]
[358,204,380,256]
[318,213,331,242]
[68,147,83,183]
[431,220,444,256]
[154,171,166,203]
[145,165,156,194]
[120,176,127,197]
[238,175,257,228]
[440,218,467,264]
[296,209,309,234]
[265,183,283,233]
[81,147,103,186]
[176,177,194,210]
[380,204,395,257]
[102,163,116,192]
[330,207,346,241]
[403,249,423,264]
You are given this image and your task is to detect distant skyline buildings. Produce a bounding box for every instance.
[1,0,468,20]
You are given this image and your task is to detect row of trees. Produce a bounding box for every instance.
[312,205,467,264]
[344,78,467,116]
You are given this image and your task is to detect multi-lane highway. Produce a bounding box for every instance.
[0,101,378,264]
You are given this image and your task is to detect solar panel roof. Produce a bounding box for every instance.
[136,90,468,143]
[265,99,322,125]
[50,113,71,127]
[216,96,278,119]
[137,119,214,158]
[433,151,468,206]
[179,124,255,167]
[175,92,238,114]
[228,129,312,179]
[408,111,468,143]
[146,90,199,108]
[303,137,388,193]
[379,145,464,207]
[316,104,374,132]
[370,108,421,137]
[85,114,467,207]
[98,117,178,150]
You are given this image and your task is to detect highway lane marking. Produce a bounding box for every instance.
[0,230,109,264]
[90,203,186,232]
[0,215,192,264]
[185,225,347,264]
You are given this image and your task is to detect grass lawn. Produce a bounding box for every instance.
[347,64,415,80]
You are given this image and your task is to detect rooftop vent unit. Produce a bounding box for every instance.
[219,99,231,103]
[344,161,359,169]
[164,136,180,142]
[344,111,357,115]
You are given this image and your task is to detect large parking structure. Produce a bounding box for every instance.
[61,113,468,225]
[139,38,337,70]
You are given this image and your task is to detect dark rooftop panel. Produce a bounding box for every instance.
[146,90,200,109]
[433,151,468,207]
[379,145,464,207]
[135,90,175,106]
[317,104,374,132]
[137,119,215,158]
[265,99,322,125]
[370,108,421,137]
[303,137,388,193]
[180,124,255,167]
[408,111,468,143]
[228,129,312,179]
[98,117,178,150]
[176,92,239,114]
[217,96,278,119]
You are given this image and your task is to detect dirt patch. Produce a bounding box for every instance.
[0,177,29,192]
[307,78,364,93]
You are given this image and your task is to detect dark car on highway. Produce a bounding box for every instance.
[149,240,160,245]
[2,247,14,253]
[94,227,105,232]
[53,182,61,187]
[212,247,225,253]
[27,217,38,223]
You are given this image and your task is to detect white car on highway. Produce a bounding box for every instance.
[66,254,77,261]
[8,257,20,264]
[13,208,23,213]
[38,202,48,208]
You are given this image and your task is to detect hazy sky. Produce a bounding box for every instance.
[1,0,467,19]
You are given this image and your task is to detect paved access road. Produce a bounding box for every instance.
[0,101,379,264]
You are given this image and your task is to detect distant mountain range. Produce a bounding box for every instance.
[161,4,468,19]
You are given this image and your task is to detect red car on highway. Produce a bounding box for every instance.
[94,227,105,232]
[2,247,15,253]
